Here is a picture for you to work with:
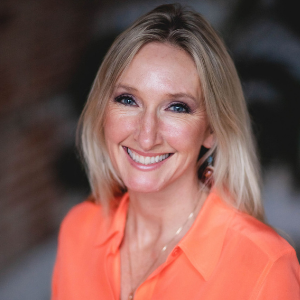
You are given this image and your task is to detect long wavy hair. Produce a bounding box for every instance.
[78,3,264,221]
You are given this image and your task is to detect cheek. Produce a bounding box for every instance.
[104,107,136,146]
[161,117,205,151]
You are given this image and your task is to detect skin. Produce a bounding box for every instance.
[104,42,214,299]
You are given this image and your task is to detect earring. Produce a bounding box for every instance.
[201,156,214,187]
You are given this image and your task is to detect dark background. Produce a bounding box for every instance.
[1,0,300,299]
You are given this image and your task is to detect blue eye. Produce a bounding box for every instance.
[168,102,191,113]
[115,94,137,106]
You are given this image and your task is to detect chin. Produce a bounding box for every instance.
[124,178,164,194]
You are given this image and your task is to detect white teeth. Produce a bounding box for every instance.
[127,148,170,165]
[140,156,145,164]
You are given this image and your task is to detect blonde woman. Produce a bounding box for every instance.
[52,4,300,299]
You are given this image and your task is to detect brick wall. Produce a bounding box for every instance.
[0,0,97,269]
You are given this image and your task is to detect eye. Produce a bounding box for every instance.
[167,102,191,113]
[114,94,137,106]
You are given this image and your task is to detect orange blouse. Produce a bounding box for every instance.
[51,191,300,299]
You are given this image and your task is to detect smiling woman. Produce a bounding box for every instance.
[104,42,213,194]
[51,4,300,300]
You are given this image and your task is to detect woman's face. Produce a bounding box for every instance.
[104,42,214,194]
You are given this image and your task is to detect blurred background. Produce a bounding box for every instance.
[0,0,300,299]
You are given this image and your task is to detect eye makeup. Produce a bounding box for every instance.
[167,102,192,113]
[113,91,197,114]
[114,94,137,106]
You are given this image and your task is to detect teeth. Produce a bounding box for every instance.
[127,148,170,165]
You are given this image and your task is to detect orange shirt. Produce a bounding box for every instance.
[51,191,300,299]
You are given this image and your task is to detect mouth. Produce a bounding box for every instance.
[125,147,172,165]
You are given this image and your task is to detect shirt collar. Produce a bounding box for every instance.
[95,193,129,251]
[94,190,235,280]
[178,189,235,281]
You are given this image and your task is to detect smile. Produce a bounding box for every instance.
[126,147,171,165]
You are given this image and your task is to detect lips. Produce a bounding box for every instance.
[126,147,171,165]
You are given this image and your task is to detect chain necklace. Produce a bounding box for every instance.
[126,188,205,300]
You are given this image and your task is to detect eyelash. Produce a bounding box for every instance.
[167,102,191,114]
[114,94,137,106]
[114,94,192,114]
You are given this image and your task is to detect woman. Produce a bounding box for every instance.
[52,4,300,299]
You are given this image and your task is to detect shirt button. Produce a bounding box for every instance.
[172,247,179,257]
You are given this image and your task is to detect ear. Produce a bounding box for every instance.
[202,128,215,149]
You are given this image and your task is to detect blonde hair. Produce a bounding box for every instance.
[78,4,264,220]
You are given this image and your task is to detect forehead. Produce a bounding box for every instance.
[115,42,202,102]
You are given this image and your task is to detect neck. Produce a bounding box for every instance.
[126,176,207,249]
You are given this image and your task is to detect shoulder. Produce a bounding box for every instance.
[63,200,101,223]
[61,200,101,227]
[222,206,300,296]
[229,213,300,297]
[228,210,296,261]
[210,190,295,259]
[58,200,105,246]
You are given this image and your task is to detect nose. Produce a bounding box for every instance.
[134,108,162,151]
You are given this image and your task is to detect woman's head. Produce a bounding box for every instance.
[79,3,264,220]
[104,42,214,197]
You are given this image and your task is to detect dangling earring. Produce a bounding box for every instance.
[201,155,214,187]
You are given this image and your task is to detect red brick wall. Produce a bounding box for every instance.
[0,0,97,269]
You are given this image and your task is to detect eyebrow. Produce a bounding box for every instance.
[166,92,198,103]
[115,84,199,103]
[114,84,138,92]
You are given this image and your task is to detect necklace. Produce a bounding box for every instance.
[126,188,204,300]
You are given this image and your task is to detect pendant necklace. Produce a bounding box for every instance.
[126,188,204,300]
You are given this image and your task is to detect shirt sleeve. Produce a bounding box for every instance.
[255,250,300,299]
